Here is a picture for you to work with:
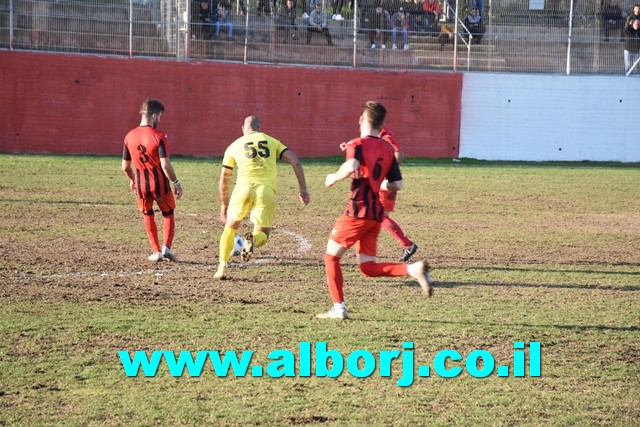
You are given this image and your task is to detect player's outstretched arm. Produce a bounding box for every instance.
[326,158,359,188]
[281,150,310,206]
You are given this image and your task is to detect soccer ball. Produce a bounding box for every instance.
[231,234,245,257]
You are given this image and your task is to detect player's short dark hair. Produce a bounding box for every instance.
[139,98,165,116]
[363,101,386,129]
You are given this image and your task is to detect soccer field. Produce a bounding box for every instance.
[0,154,638,426]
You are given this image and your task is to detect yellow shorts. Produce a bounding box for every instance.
[227,182,276,228]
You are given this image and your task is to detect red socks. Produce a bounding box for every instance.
[381,215,412,248]
[324,253,344,303]
[143,214,160,253]
[162,214,175,249]
[359,261,408,277]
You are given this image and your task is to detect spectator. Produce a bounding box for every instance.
[278,0,298,43]
[307,3,334,45]
[464,7,485,44]
[624,18,640,74]
[306,0,322,17]
[625,4,640,28]
[366,4,390,48]
[438,18,454,50]
[214,2,233,40]
[391,7,410,49]
[468,0,483,15]
[405,0,424,34]
[602,0,624,41]
[195,0,214,40]
[422,0,442,35]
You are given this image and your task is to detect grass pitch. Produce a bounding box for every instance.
[0,154,638,426]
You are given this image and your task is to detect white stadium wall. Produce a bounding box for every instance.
[459,74,640,162]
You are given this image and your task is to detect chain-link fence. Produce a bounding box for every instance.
[1,0,638,75]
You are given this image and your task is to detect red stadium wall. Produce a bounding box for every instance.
[0,50,461,158]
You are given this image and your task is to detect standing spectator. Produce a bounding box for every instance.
[624,18,640,74]
[366,3,390,48]
[625,4,640,28]
[464,7,485,44]
[122,98,183,263]
[278,0,298,43]
[391,6,410,49]
[307,3,334,45]
[214,116,309,280]
[214,2,233,39]
[602,0,624,41]
[317,101,433,320]
[422,0,442,35]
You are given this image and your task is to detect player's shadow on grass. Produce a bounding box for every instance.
[430,280,640,292]
[355,316,640,333]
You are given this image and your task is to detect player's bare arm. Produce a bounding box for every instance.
[381,179,403,191]
[161,158,183,199]
[121,159,136,191]
[218,167,232,223]
[325,158,359,187]
[281,150,310,205]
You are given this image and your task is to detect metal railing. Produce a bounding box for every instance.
[0,0,638,75]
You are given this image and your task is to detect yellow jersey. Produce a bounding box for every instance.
[222,131,289,189]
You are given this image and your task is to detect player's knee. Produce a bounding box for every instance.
[358,261,376,277]
[161,209,174,217]
[143,209,154,216]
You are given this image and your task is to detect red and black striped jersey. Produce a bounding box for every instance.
[379,127,402,153]
[342,135,402,221]
[123,126,172,200]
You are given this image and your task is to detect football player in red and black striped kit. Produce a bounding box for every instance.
[317,101,433,320]
[122,98,183,262]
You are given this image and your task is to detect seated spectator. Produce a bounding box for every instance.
[468,0,484,15]
[366,3,390,48]
[464,7,485,44]
[214,2,233,40]
[278,0,298,43]
[405,0,424,34]
[195,0,214,40]
[307,0,322,18]
[602,0,624,41]
[422,0,442,35]
[307,3,334,45]
[624,18,640,74]
[438,19,454,50]
[625,4,640,28]
[391,7,410,49]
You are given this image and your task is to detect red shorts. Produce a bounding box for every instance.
[329,215,381,257]
[136,191,176,215]
[379,189,397,212]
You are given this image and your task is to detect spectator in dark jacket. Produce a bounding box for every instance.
[366,4,390,48]
[602,0,624,41]
[464,7,485,44]
[624,18,640,74]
